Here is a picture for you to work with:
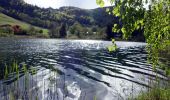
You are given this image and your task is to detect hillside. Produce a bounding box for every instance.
[0,13,48,34]
[0,0,116,28]
[0,13,49,37]
[0,0,119,39]
[0,0,145,41]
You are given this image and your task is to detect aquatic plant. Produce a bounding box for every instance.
[108,39,117,52]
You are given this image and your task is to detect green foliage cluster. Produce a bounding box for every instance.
[97,0,170,75]
[144,0,170,72]
[49,21,107,39]
[108,39,117,52]
[27,25,49,38]
[135,86,170,100]
[0,26,14,37]
[49,23,67,38]
[67,22,107,39]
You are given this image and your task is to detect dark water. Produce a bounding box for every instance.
[0,38,167,100]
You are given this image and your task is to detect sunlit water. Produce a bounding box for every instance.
[0,38,167,100]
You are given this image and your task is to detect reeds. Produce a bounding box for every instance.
[1,61,169,100]
[135,85,170,100]
[0,61,68,100]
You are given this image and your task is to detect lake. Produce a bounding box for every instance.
[0,38,167,100]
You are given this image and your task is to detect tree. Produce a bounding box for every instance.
[59,23,67,38]
[12,25,27,35]
[97,0,170,74]
[106,24,114,40]
[69,22,84,38]
[39,30,43,34]
[0,25,14,36]
[28,25,36,35]
[49,23,60,38]
[92,26,97,32]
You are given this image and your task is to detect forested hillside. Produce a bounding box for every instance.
[0,0,144,41]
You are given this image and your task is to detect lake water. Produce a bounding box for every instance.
[0,38,167,100]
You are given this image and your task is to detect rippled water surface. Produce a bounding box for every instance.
[0,38,167,100]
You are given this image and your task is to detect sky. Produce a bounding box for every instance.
[24,0,111,9]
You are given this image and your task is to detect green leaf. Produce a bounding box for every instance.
[108,44,117,52]
[106,8,110,12]
[96,0,105,7]
[114,24,117,27]
[113,6,120,16]
[112,39,115,43]
[121,27,126,34]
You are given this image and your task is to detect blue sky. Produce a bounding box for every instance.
[24,0,111,9]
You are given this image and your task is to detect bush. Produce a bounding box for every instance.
[27,25,36,35]
[0,26,14,37]
[39,30,43,34]
[35,33,49,38]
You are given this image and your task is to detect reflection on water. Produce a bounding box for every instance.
[0,38,168,100]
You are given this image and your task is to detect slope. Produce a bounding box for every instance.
[0,13,49,34]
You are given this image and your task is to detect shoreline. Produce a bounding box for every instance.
[0,35,146,43]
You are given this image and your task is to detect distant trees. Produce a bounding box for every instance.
[0,25,14,36]
[106,24,114,40]
[66,22,107,39]
[59,23,67,38]
[0,24,32,36]
[92,26,97,32]
[68,22,85,38]
[0,24,47,37]
[28,25,36,35]
[12,25,27,35]
[49,23,59,38]
[49,23,67,38]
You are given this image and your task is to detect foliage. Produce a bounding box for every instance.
[67,22,107,39]
[108,39,117,52]
[59,23,67,38]
[135,86,170,100]
[0,26,14,37]
[69,22,84,38]
[28,25,37,35]
[97,0,170,75]
[49,23,67,38]
[49,23,59,38]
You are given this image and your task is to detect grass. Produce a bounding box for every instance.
[0,13,49,35]
[135,86,170,100]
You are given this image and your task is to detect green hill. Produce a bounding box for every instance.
[0,0,145,41]
[0,13,49,36]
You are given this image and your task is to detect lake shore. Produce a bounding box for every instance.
[0,35,146,43]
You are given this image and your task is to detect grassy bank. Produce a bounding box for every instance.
[0,13,49,38]
[135,86,170,100]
